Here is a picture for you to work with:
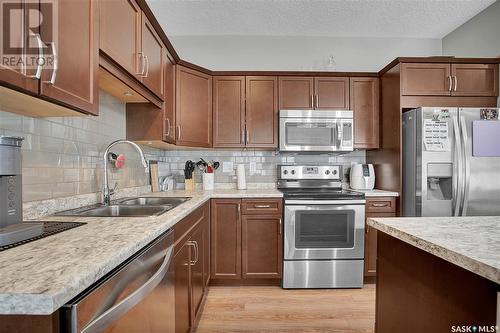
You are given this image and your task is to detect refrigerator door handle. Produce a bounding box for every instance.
[452,116,463,216]
[459,116,470,216]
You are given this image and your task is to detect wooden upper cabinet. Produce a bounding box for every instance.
[245,76,279,148]
[0,0,38,93]
[211,199,242,279]
[163,53,176,143]
[315,77,349,109]
[278,77,314,109]
[140,12,164,99]
[350,77,379,149]
[451,64,499,97]
[40,0,99,115]
[212,76,246,148]
[241,214,282,279]
[401,63,452,96]
[176,66,212,147]
[99,0,141,77]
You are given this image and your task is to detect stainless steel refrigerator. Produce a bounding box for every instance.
[402,107,500,217]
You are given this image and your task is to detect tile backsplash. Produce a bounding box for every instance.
[0,92,165,202]
[0,90,365,203]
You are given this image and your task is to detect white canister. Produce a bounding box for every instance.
[236,164,247,190]
[202,173,215,190]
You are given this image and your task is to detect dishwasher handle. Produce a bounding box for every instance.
[82,244,174,333]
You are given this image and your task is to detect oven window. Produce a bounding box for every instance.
[295,210,355,248]
[285,122,335,146]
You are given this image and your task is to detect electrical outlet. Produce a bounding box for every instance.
[222,162,234,173]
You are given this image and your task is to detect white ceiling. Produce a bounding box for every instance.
[147,0,496,39]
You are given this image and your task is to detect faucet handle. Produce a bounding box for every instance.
[110,182,118,195]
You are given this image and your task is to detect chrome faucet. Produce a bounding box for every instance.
[102,140,149,206]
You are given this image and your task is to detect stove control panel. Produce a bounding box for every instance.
[279,165,342,180]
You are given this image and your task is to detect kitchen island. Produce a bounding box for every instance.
[368,216,499,333]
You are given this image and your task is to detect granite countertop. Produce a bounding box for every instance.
[353,189,399,197]
[0,189,282,315]
[368,216,500,284]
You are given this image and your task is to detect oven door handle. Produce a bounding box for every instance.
[285,199,366,205]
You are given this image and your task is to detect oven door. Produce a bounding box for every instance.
[284,200,365,260]
[279,117,353,152]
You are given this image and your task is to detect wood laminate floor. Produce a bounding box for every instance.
[194,285,376,333]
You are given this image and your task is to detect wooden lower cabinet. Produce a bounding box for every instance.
[242,215,282,278]
[173,202,210,333]
[211,198,283,284]
[364,197,397,281]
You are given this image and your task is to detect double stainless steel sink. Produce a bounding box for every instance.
[55,197,190,217]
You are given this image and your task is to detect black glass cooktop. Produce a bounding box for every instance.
[0,221,86,252]
[279,188,365,200]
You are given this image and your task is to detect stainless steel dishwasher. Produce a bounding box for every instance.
[60,229,175,333]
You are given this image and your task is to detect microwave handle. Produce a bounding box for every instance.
[337,122,343,147]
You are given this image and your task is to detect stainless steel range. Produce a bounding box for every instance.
[278,165,366,289]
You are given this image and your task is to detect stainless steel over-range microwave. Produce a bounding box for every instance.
[279,110,354,152]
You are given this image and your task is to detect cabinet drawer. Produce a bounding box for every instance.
[242,199,283,215]
[366,197,396,213]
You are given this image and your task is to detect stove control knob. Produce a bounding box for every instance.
[325,170,330,175]
[283,170,288,175]
[333,169,338,175]
[291,170,296,175]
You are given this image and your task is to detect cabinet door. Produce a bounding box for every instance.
[401,63,451,96]
[189,228,204,321]
[40,0,99,115]
[163,53,176,143]
[176,66,212,147]
[278,77,314,109]
[314,77,349,109]
[202,216,211,288]
[364,212,395,279]
[0,0,38,93]
[174,244,191,333]
[245,76,278,148]
[140,12,164,99]
[451,64,499,97]
[242,215,282,279]
[212,76,245,147]
[211,199,241,279]
[350,77,379,149]
[99,0,141,77]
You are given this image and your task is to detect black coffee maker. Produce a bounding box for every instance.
[0,136,42,246]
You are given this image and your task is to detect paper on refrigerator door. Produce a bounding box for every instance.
[423,119,450,151]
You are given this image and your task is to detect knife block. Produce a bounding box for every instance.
[184,178,195,191]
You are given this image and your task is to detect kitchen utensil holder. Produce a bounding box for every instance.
[202,173,214,191]
[184,178,195,191]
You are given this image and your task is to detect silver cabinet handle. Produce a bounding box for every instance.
[237,203,241,215]
[143,55,149,78]
[310,95,314,108]
[315,95,319,108]
[44,42,57,85]
[459,116,470,216]
[246,129,250,145]
[137,52,146,76]
[176,125,181,141]
[241,127,245,144]
[453,76,458,92]
[82,245,174,333]
[194,241,199,264]
[254,204,271,208]
[452,116,463,216]
[371,203,389,207]
[28,33,43,79]
[165,118,170,137]
[448,76,452,92]
[278,218,282,235]
[187,241,196,265]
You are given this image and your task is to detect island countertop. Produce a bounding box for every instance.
[368,216,500,284]
[0,189,282,315]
